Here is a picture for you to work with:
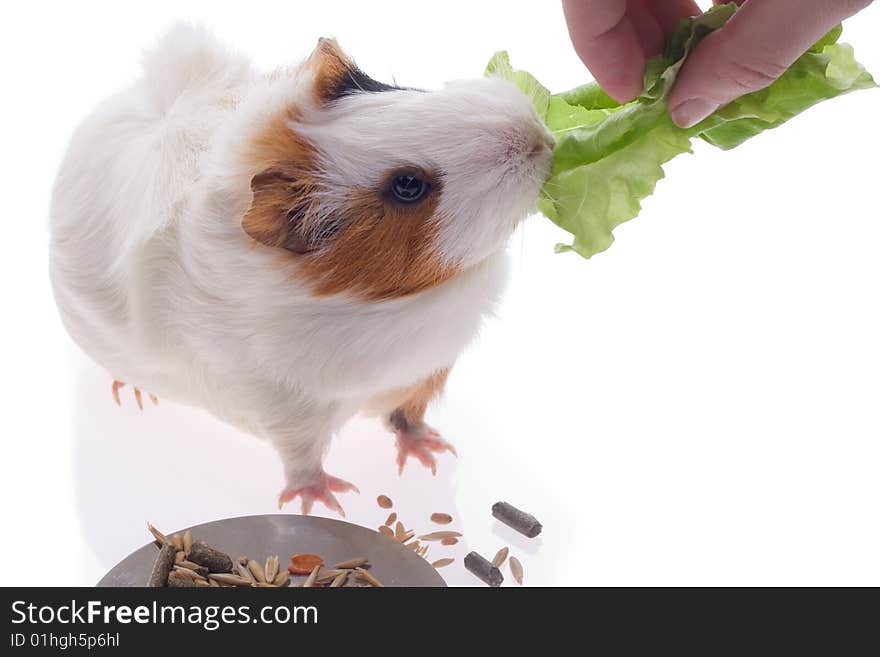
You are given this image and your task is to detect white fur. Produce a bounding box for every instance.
[49,25,550,494]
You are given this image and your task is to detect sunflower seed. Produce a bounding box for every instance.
[430,513,453,525]
[147,523,169,547]
[355,567,383,587]
[265,555,279,583]
[303,564,321,588]
[248,559,267,583]
[509,556,524,585]
[492,547,509,568]
[273,570,290,587]
[419,531,462,542]
[207,573,252,587]
[431,558,454,568]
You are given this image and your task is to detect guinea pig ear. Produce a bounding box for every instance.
[309,36,399,104]
[242,170,318,254]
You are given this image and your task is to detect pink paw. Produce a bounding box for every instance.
[395,424,457,476]
[278,472,359,517]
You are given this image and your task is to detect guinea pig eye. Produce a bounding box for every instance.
[390,174,429,204]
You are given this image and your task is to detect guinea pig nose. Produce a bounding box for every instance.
[528,132,555,159]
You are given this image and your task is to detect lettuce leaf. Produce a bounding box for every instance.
[486,3,876,259]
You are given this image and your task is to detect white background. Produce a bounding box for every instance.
[1,0,878,587]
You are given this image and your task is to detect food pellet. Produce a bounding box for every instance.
[464,551,504,587]
[492,501,542,538]
[189,540,234,573]
[430,513,453,525]
[385,512,397,526]
[377,495,393,509]
[441,537,459,546]
[148,543,177,588]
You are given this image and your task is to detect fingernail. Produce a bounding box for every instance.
[670,98,719,129]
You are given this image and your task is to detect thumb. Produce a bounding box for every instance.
[668,0,873,128]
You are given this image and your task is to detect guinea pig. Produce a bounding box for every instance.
[49,24,554,515]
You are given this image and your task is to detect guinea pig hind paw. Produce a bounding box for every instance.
[277,472,359,517]
[395,424,457,476]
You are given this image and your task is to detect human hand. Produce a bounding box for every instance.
[562,0,874,128]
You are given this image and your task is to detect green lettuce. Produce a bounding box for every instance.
[486,3,876,259]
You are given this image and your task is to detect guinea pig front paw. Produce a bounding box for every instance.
[394,424,457,476]
[278,471,359,517]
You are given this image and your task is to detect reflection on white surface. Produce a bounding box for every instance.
[71,358,553,587]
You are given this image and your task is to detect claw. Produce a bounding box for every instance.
[278,472,358,517]
[112,380,124,406]
[134,387,143,410]
[395,424,457,476]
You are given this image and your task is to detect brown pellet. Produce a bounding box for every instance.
[148,543,177,588]
[377,495,393,509]
[188,541,233,574]
[167,571,196,588]
[441,537,459,546]
[464,551,503,587]
[384,512,397,526]
[378,525,394,538]
[492,501,542,538]
[430,513,453,525]
[509,556,524,585]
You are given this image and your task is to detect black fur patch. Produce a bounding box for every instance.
[331,66,404,98]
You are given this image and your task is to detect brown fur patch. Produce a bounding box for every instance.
[242,101,460,301]
[386,368,451,430]
[309,38,354,104]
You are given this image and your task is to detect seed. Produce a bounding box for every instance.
[147,523,169,547]
[431,558,454,568]
[238,555,249,566]
[419,545,429,558]
[183,530,193,554]
[398,531,415,543]
[248,559,267,583]
[394,521,406,541]
[509,556,524,585]
[378,525,394,538]
[303,564,321,588]
[333,557,368,569]
[167,571,196,588]
[384,512,397,526]
[174,551,186,564]
[330,571,348,587]
[377,495,393,509]
[355,567,383,587]
[464,551,503,587]
[407,541,421,552]
[208,573,252,587]
[492,501,542,538]
[265,555,279,583]
[419,531,462,542]
[193,579,211,587]
[178,561,209,577]
[236,562,256,584]
[173,565,207,582]
[492,547,509,568]
[441,537,459,546]
[170,533,184,552]
[273,570,290,587]
[430,513,453,525]
[315,569,348,584]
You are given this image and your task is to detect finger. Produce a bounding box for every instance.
[627,0,665,58]
[669,0,872,128]
[562,0,647,102]
[648,0,702,34]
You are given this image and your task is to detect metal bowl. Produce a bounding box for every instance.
[98,514,446,587]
